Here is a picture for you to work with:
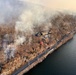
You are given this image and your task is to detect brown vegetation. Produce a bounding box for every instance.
[0,12,76,75]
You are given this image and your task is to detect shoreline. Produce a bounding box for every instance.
[12,32,74,75]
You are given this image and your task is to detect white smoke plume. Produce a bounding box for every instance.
[15,5,52,35]
[0,0,54,45]
[14,0,54,45]
[15,35,26,45]
[0,0,24,24]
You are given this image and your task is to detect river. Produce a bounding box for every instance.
[24,34,76,75]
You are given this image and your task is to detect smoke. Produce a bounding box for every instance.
[0,0,54,45]
[14,0,54,45]
[0,0,24,24]
[15,5,52,35]
[15,36,26,45]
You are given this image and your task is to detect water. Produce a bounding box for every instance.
[24,34,76,75]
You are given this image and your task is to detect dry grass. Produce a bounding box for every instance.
[0,12,76,75]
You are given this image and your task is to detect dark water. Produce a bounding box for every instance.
[24,35,76,75]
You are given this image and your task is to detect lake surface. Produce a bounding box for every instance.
[24,34,76,75]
